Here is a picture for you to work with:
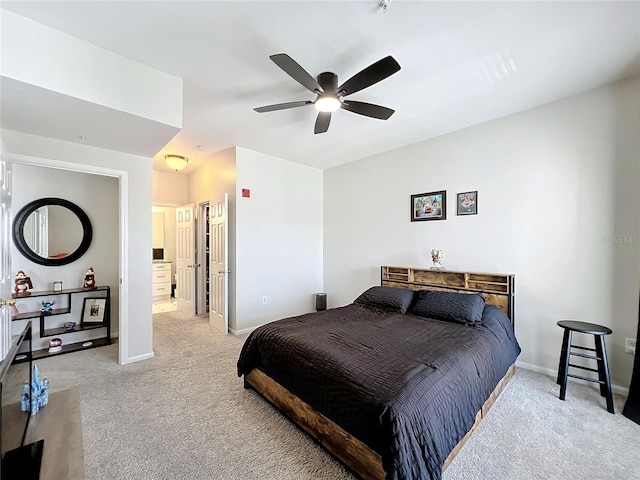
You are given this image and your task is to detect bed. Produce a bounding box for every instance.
[237,267,520,480]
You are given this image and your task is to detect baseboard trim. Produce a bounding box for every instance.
[230,323,268,336]
[121,352,155,365]
[515,360,629,396]
[230,326,256,336]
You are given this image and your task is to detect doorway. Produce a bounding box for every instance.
[175,201,211,317]
[196,202,210,315]
[151,205,177,314]
[170,197,226,333]
[9,154,131,364]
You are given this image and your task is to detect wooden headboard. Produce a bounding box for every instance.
[381,266,515,326]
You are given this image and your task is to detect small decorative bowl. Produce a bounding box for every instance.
[64,321,76,331]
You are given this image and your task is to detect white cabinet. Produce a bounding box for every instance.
[152,262,172,299]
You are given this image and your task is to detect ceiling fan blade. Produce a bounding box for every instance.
[270,54,323,93]
[314,112,331,134]
[341,100,395,120]
[337,56,401,96]
[254,101,313,113]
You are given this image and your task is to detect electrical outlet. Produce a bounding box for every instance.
[626,338,636,354]
[262,296,268,304]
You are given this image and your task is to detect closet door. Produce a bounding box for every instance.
[209,193,228,335]
[176,204,196,316]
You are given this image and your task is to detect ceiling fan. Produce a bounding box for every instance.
[254,53,401,134]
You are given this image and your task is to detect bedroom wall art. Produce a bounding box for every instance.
[456,191,478,215]
[411,191,446,222]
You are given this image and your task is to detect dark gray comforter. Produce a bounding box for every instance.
[237,303,521,480]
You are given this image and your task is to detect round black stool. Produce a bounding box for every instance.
[556,320,614,414]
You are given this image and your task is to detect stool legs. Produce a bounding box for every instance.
[594,335,614,414]
[559,330,572,401]
[557,328,571,385]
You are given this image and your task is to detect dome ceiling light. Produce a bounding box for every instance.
[165,154,189,171]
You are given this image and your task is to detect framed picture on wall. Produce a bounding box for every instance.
[411,191,447,222]
[456,191,478,215]
[81,298,107,325]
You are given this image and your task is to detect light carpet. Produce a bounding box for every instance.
[31,310,639,480]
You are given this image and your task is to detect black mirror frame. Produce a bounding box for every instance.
[12,197,93,266]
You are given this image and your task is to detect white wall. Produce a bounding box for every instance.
[1,9,182,128]
[153,170,188,206]
[323,77,640,389]
[2,129,155,364]
[152,212,165,249]
[184,146,324,334]
[235,147,323,333]
[11,164,119,350]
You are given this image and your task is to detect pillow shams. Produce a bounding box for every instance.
[354,286,415,314]
[408,290,486,325]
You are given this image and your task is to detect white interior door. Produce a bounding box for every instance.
[0,143,13,359]
[176,204,196,315]
[209,193,228,334]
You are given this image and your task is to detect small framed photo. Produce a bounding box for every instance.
[411,191,447,222]
[457,191,478,215]
[52,281,63,292]
[81,298,107,325]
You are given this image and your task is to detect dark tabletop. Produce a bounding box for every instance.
[557,320,612,335]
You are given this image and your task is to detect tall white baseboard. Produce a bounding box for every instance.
[516,360,629,396]
[230,323,269,336]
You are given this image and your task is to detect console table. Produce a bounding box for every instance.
[2,388,84,479]
[12,286,111,360]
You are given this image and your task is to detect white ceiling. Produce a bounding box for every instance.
[2,1,639,172]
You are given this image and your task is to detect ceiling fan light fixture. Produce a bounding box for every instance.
[165,154,190,171]
[314,95,341,113]
[254,53,401,133]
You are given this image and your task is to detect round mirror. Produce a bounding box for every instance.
[13,198,93,266]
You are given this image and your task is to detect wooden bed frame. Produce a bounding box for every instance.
[243,267,517,479]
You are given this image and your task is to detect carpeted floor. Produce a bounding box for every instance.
[31,310,640,480]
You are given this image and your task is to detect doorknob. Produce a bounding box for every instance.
[218,269,232,274]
